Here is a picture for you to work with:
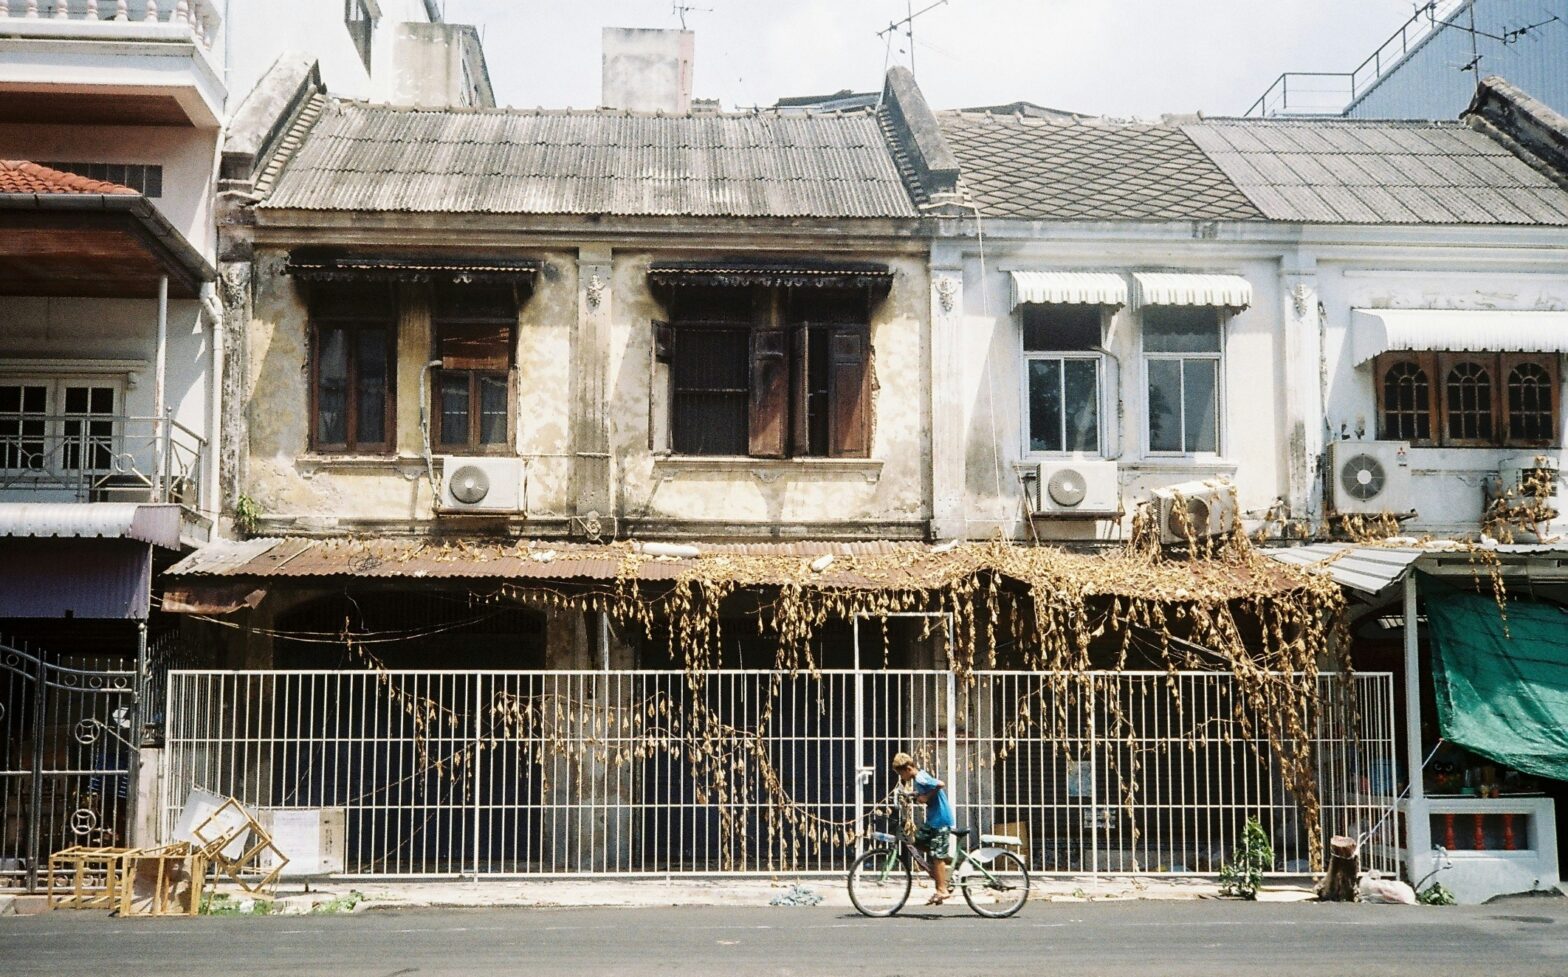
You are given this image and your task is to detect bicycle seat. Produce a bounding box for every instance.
[950,827,971,837]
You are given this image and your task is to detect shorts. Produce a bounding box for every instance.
[915,824,952,862]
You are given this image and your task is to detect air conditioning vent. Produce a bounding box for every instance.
[1034,461,1119,515]
[439,457,522,513]
[1151,478,1236,544]
[1327,441,1411,516]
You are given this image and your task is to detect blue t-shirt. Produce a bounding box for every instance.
[913,770,954,829]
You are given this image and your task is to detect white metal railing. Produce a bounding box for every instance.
[0,1,221,53]
[161,669,1399,879]
[0,412,204,508]
[1245,0,1471,117]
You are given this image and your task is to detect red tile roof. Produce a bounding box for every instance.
[0,160,138,196]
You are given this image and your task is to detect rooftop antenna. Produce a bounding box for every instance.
[672,2,712,29]
[877,0,949,76]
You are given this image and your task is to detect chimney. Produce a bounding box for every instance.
[601,27,694,113]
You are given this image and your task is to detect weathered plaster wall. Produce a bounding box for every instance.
[951,243,1287,541]
[1316,247,1568,534]
[606,252,932,537]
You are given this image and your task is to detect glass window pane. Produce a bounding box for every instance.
[1145,307,1221,353]
[64,387,88,413]
[357,329,388,445]
[479,375,509,445]
[1027,359,1063,452]
[88,387,115,414]
[1063,359,1100,453]
[438,373,470,447]
[316,328,349,445]
[1022,306,1100,352]
[1182,359,1219,453]
[1147,359,1182,452]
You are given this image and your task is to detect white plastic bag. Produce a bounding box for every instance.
[1358,869,1417,905]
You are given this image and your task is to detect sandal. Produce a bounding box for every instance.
[925,889,953,906]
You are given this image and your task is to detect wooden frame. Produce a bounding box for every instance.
[308,310,397,455]
[116,843,208,917]
[1501,352,1560,448]
[431,289,518,455]
[46,846,135,910]
[1438,352,1498,446]
[1373,351,1439,446]
[1377,351,1562,448]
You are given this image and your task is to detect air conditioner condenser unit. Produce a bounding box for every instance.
[1035,460,1120,516]
[1151,477,1237,544]
[439,456,523,513]
[1326,441,1412,516]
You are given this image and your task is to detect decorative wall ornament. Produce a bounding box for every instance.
[934,276,959,313]
[586,273,608,309]
[1291,283,1312,319]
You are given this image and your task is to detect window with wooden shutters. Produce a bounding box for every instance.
[432,283,517,453]
[310,283,395,453]
[668,286,875,458]
[1374,353,1436,445]
[1373,351,1559,448]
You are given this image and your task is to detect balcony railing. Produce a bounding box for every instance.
[0,1,222,55]
[0,413,205,509]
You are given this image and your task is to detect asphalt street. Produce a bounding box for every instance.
[3,899,1567,977]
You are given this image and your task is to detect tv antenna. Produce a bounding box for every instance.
[672,3,712,29]
[877,0,950,76]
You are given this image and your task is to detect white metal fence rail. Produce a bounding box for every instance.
[162,669,1398,878]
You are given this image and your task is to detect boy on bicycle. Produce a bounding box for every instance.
[892,751,954,904]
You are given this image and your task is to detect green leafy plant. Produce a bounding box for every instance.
[1417,882,1456,906]
[1219,816,1275,900]
[200,893,275,916]
[311,891,363,914]
[234,494,261,536]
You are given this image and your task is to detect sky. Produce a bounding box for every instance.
[436,0,1449,117]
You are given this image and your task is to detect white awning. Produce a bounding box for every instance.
[1131,273,1252,309]
[1350,309,1568,365]
[0,503,182,550]
[1010,271,1127,308]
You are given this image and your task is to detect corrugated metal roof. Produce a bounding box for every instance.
[1010,271,1127,307]
[1131,273,1252,309]
[938,112,1264,222]
[261,101,920,219]
[0,503,181,550]
[1264,540,1568,595]
[1350,309,1568,364]
[1184,120,1568,226]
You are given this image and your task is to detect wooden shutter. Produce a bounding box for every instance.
[1501,352,1560,448]
[791,327,811,456]
[827,325,872,458]
[439,322,511,370]
[748,328,789,458]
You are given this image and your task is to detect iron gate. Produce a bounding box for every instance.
[161,668,1399,879]
[1,640,137,891]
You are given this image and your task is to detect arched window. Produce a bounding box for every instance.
[1506,357,1558,445]
[1379,359,1432,442]
[1443,359,1494,443]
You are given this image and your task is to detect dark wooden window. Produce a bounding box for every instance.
[1375,351,1559,448]
[1375,353,1436,444]
[310,284,395,453]
[668,287,872,458]
[432,284,517,453]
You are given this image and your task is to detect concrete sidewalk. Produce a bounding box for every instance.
[265,875,1317,912]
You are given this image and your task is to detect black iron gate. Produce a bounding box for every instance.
[1,640,137,891]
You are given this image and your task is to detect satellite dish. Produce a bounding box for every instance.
[1341,454,1387,502]
[449,464,491,504]
[1047,468,1087,507]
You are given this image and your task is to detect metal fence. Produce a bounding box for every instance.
[162,669,1398,879]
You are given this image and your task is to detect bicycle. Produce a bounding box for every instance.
[847,821,1031,918]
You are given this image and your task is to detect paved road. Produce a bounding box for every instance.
[3,900,1567,977]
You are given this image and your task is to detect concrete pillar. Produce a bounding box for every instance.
[571,245,613,539]
[929,251,966,539]
[131,746,163,846]
[1280,253,1324,526]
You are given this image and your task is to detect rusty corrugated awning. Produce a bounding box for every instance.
[286,249,540,285]
[647,260,893,291]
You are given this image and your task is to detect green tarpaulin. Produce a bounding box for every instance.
[1421,573,1568,782]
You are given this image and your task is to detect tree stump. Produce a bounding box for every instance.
[1315,835,1360,902]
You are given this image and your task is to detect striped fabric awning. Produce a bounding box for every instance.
[1009,271,1127,307]
[1350,309,1568,365]
[1131,272,1252,309]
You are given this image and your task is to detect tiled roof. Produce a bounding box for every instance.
[936,113,1264,221]
[1184,120,1568,225]
[0,160,138,196]
[262,101,920,219]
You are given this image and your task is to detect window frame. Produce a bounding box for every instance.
[1018,305,1105,458]
[0,375,124,475]
[308,289,397,455]
[1373,350,1562,449]
[430,316,517,456]
[1140,307,1225,458]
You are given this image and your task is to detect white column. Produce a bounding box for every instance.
[1403,571,1433,882]
[1280,252,1323,525]
[929,251,966,539]
[205,286,224,523]
[154,275,169,499]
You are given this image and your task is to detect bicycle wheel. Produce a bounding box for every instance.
[961,850,1030,918]
[848,848,912,917]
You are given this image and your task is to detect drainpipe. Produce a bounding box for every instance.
[154,275,169,500]
[1094,345,1125,461]
[1402,572,1432,882]
[419,359,443,500]
[206,291,224,524]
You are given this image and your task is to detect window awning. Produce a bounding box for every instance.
[1009,271,1127,308]
[0,502,182,550]
[647,261,893,291]
[1350,308,1568,365]
[1131,273,1251,309]
[286,250,539,285]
